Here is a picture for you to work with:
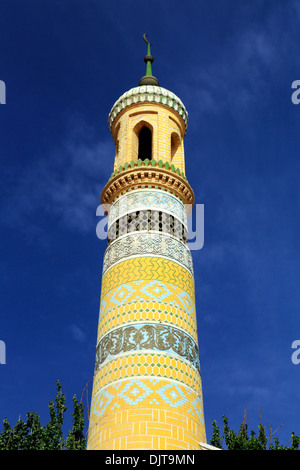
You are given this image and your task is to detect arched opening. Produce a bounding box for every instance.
[171,132,181,160]
[138,126,152,160]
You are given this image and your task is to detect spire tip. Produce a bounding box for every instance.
[139,34,159,86]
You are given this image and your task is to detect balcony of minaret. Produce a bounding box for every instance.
[101,159,194,217]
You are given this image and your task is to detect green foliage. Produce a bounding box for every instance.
[210,415,299,450]
[65,396,86,450]
[2,384,299,452]
[42,380,67,450]
[0,380,86,450]
[210,420,222,449]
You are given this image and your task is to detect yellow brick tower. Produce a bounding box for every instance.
[87,36,207,450]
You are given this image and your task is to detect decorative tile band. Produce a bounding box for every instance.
[108,86,188,130]
[108,189,187,229]
[92,352,202,395]
[87,377,206,450]
[95,323,200,372]
[101,257,195,299]
[107,210,188,247]
[103,232,193,276]
[89,378,204,429]
[97,301,198,344]
[99,279,195,326]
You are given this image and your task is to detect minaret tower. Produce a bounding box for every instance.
[87,36,206,450]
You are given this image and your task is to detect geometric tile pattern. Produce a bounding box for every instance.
[92,352,202,392]
[99,279,195,325]
[103,232,193,275]
[89,377,204,425]
[91,378,203,421]
[87,378,205,450]
[100,279,194,312]
[88,78,207,453]
[86,225,207,448]
[88,239,206,450]
[86,235,207,448]
[106,209,188,246]
[97,301,198,342]
[100,257,195,298]
[107,189,188,229]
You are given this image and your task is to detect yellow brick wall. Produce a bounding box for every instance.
[87,256,206,450]
[97,299,198,343]
[87,379,206,450]
[91,353,202,392]
[87,88,206,450]
[111,103,186,174]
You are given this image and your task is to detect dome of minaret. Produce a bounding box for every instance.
[108,35,188,132]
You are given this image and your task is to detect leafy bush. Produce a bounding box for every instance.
[210,415,299,450]
[0,381,86,450]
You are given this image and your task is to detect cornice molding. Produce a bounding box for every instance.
[101,163,194,213]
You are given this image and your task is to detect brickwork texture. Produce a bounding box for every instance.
[87,85,206,450]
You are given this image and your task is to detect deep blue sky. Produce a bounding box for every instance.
[1,0,300,447]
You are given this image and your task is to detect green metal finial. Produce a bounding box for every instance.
[143,34,152,76]
[139,34,159,86]
[143,34,151,53]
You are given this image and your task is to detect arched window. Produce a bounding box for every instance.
[171,132,181,160]
[138,126,152,160]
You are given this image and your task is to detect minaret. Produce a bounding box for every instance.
[87,36,206,451]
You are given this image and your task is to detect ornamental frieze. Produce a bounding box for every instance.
[107,209,188,246]
[108,189,188,230]
[101,164,194,210]
[95,323,200,373]
[103,232,193,276]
